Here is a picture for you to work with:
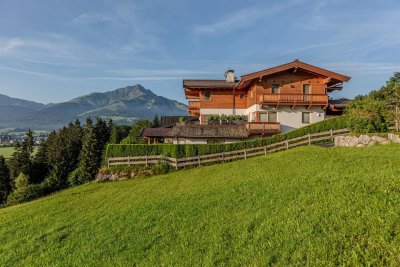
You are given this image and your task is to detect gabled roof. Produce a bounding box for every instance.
[141,124,249,139]
[183,80,238,89]
[236,60,351,90]
[168,124,248,139]
[140,128,171,138]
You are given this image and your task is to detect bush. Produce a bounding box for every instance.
[345,97,392,133]
[105,116,348,159]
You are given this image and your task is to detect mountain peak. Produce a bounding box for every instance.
[0,84,188,130]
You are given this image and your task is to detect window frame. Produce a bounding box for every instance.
[271,84,280,94]
[302,112,311,124]
[203,91,211,101]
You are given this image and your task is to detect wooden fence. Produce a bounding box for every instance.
[107,128,350,170]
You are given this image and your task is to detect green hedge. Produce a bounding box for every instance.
[105,116,348,159]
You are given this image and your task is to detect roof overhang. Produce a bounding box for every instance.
[236,60,351,90]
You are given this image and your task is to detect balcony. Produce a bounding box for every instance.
[259,94,328,108]
[246,122,281,135]
[188,101,200,116]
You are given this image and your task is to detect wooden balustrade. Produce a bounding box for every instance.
[259,94,328,106]
[245,122,280,134]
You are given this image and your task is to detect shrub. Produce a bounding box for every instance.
[345,97,392,133]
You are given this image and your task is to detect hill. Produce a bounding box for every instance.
[1,144,400,265]
[0,85,187,130]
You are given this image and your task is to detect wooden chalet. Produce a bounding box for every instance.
[141,60,351,144]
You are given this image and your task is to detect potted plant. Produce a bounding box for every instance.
[178,117,186,125]
[208,115,215,125]
[221,114,228,125]
[215,114,221,125]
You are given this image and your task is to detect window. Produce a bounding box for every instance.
[272,84,279,94]
[260,112,277,122]
[239,94,245,99]
[268,112,277,122]
[303,84,310,94]
[302,112,311,124]
[204,91,211,100]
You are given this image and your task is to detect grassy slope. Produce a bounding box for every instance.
[1,144,400,266]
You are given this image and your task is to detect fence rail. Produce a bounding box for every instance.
[107,128,350,169]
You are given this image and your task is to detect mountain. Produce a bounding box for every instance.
[0,85,188,130]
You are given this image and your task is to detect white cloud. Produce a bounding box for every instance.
[72,12,113,25]
[193,0,305,35]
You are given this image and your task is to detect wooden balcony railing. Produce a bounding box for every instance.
[259,94,328,106]
[246,122,280,134]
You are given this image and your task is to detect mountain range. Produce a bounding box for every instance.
[0,85,188,130]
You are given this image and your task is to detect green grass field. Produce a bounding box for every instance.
[0,146,38,159]
[1,144,400,266]
[0,146,15,159]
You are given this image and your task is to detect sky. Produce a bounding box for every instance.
[0,0,400,104]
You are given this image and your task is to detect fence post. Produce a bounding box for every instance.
[330,129,333,141]
[286,140,289,150]
[175,158,178,170]
[107,158,110,168]
[198,155,201,167]
[308,133,311,145]
[244,149,247,159]
[145,155,148,167]
[264,146,267,155]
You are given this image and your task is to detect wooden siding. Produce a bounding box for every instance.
[199,90,247,109]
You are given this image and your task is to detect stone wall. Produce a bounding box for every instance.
[334,133,400,147]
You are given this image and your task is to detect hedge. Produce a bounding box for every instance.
[105,116,348,159]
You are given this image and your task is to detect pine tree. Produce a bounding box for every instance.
[8,130,35,181]
[76,118,100,185]
[152,114,160,128]
[0,156,11,204]
[109,125,120,144]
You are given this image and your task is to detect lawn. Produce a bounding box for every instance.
[0,146,15,159]
[0,146,38,159]
[1,144,400,266]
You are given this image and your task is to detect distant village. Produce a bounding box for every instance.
[0,132,48,146]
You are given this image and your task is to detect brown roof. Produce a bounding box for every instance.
[168,124,249,139]
[140,125,248,139]
[183,79,238,89]
[140,128,172,137]
[237,60,351,90]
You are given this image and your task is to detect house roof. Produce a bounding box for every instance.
[160,116,199,128]
[183,79,238,89]
[168,124,249,139]
[140,128,172,138]
[140,124,249,139]
[236,60,351,90]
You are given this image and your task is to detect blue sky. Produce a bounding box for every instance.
[0,0,399,104]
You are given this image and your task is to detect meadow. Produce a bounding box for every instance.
[1,144,400,266]
[0,146,15,159]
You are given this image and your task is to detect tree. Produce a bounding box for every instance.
[8,130,35,181]
[0,156,11,204]
[121,120,151,144]
[151,114,160,128]
[74,118,101,185]
[109,125,120,144]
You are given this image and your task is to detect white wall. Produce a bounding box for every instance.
[200,108,247,116]
[199,105,325,134]
[258,106,325,133]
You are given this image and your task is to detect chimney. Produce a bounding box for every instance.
[224,69,235,83]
